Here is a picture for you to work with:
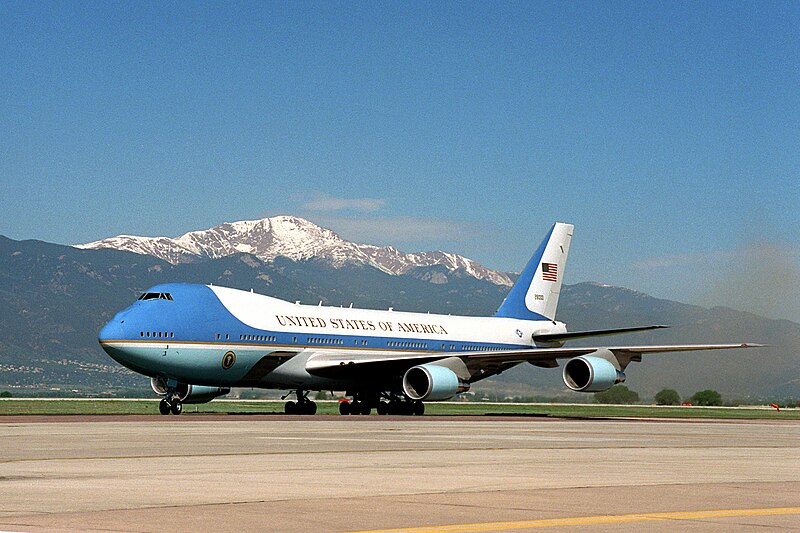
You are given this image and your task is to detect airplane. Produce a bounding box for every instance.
[98,222,763,415]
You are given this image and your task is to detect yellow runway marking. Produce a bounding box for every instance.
[351,507,800,532]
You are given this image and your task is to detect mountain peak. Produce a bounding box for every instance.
[75,216,514,286]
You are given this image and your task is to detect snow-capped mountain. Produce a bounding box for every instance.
[75,216,514,286]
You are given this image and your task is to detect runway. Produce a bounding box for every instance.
[1,415,799,532]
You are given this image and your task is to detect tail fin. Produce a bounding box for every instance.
[494,222,573,321]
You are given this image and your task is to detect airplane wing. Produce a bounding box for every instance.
[304,343,765,381]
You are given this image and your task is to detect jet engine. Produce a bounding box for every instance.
[150,376,230,404]
[402,364,470,401]
[562,354,626,392]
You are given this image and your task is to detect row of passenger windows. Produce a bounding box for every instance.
[307,337,344,345]
[461,345,498,351]
[140,331,174,338]
[240,334,277,342]
[387,341,429,349]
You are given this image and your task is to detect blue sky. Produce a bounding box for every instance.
[1,1,798,321]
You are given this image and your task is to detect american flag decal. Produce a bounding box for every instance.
[542,262,558,282]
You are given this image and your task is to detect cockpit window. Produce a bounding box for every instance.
[138,292,173,301]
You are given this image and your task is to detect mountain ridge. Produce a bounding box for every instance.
[76,215,514,286]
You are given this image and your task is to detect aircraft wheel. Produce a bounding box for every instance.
[159,399,171,416]
[377,401,388,415]
[387,400,400,415]
[413,401,425,416]
[306,401,317,415]
[350,401,362,415]
[402,402,414,416]
[339,401,351,415]
[170,400,183,415]
[285,401,297,415]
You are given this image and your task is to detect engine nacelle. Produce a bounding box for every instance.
[402,364,470,401]
[151,377,230,404]
[562,355,626,392]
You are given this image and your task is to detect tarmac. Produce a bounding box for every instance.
[1,414,799,532]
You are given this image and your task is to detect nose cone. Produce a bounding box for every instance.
[98,317,138,370]
[99,319,125,343]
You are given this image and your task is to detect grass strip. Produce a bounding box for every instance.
[0,399,797,419]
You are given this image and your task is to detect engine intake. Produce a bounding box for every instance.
[403,364,470,401]
[151,377,230,404]
[562,355,625,392]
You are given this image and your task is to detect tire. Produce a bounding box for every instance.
[170,400,183,415]
[413,401,425,416]
[159,399,170,416]
[306,401,317,415]
[377,402,388,415]
[285,401,297,415]
[339,401,351,415]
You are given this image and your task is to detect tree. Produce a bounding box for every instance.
[654,388,681,405]
[689,389,723,406]
[0,391,11,398]
[595,385,640,404]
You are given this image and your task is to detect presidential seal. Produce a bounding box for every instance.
[221,351,236,369]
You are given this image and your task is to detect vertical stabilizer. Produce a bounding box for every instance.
[494,222,573,321]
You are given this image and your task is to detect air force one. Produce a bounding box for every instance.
[98,223,762,415]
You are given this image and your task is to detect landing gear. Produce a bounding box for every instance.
[301,401,317,415]
[284,390,317,415]
[383,398,423,416]
[338,392,377,415]
[351,401,371,415]
[158,397,183,415]
[338,393,424,416]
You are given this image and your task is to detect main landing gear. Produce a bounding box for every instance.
[339,394,424,416]
[158,397,183,415]
[284,390,317,415]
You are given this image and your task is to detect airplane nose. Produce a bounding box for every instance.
[99,318,125,342]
